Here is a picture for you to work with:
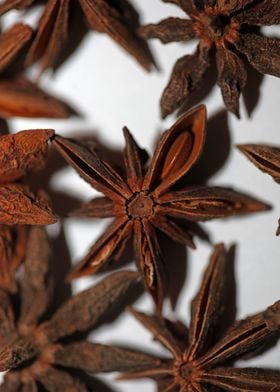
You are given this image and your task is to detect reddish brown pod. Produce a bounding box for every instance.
[53,105,269,310]
[140,0,280,118]
[0,0,155,74]
[0,129,56,225]
[0,23,72,119]
[118,245,280,391]
[238,143,280,234]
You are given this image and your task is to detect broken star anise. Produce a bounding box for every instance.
[0,23,72,118]
[140,0,280,118]
[0,0,155,74]
[238,143,280,235]
[0,129,56,225]
[53,105,269,310]
[0,226,156,391]
[118,244,280,391]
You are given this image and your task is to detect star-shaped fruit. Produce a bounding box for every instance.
[0,0,155,74]
[118,244,280,391]
[0,23,72,118]
[53,105,269,309]
[238,143,280,235]
[0,129,56,225]
[140,0,280,118]
[0,226,155,390]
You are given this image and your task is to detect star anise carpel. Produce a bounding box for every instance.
[53,105,269,310]
[238,143,280,235]
[118,244,280,391]
[0,129,57,226]
[139,0,280,118]
[0,23,72,119]
[0,0,155,74]
[0,226,158,391]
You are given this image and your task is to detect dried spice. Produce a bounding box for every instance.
[0,129,56,225]
[0,225,28,294]
[0,23,72,118]
[118,244,280,391]
[140,0,280,118]
[238,143,280,235]
[0,226,157,390]
[0,0,155,74]
[53,105,269,309]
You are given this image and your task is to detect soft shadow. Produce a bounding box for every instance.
[159,231,187,310]
[28,145,83,217]
[0,118,10,135]
[243,63,264,118]
[184,109,231,185]
[48,224,72,313]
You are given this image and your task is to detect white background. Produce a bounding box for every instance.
[1,1,280,390]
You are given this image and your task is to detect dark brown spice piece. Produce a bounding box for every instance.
[139,0,280,118]
[0,226,157,390]
[0,23,72,118]
[0,0,155,74]
[53,105,269,310]
[0,129,57,225]
[118,244,280,391]
[0,225,28,294]
[238,143,280,235]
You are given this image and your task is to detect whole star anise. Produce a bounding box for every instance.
[0,226,156,390]
[0,23,72,118]
[53,105,269,309]
[238,143,280,235]
[140,0,280,118]
[0,129,56,225]
[118,244,280,391]
[0,0,155,74]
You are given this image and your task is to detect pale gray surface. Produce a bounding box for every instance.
[1,0,280,390]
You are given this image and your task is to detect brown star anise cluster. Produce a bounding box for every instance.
[140,0,280,118]
[0,1,280,391]
[53,105,268,309]
[118,244,280,391]
[0,0,155,73]
[0,226,157,390]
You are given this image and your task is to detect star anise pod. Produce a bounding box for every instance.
[53,105,269,309]
[0,23,72,118]
[118,244,280,391]
[238,143,280,235]
[0,226,156,390]
[0,225,28,294]
[0,0,155,74]
[139,0,280,118]
[0,129,56,225]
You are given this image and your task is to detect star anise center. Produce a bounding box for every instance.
[193,9,240,46]
[174,355,200,388]
[126,191,155,219]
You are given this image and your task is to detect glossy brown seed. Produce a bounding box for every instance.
[53,105,269,309]
[118,245,280,391]
[139,0,280,118]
